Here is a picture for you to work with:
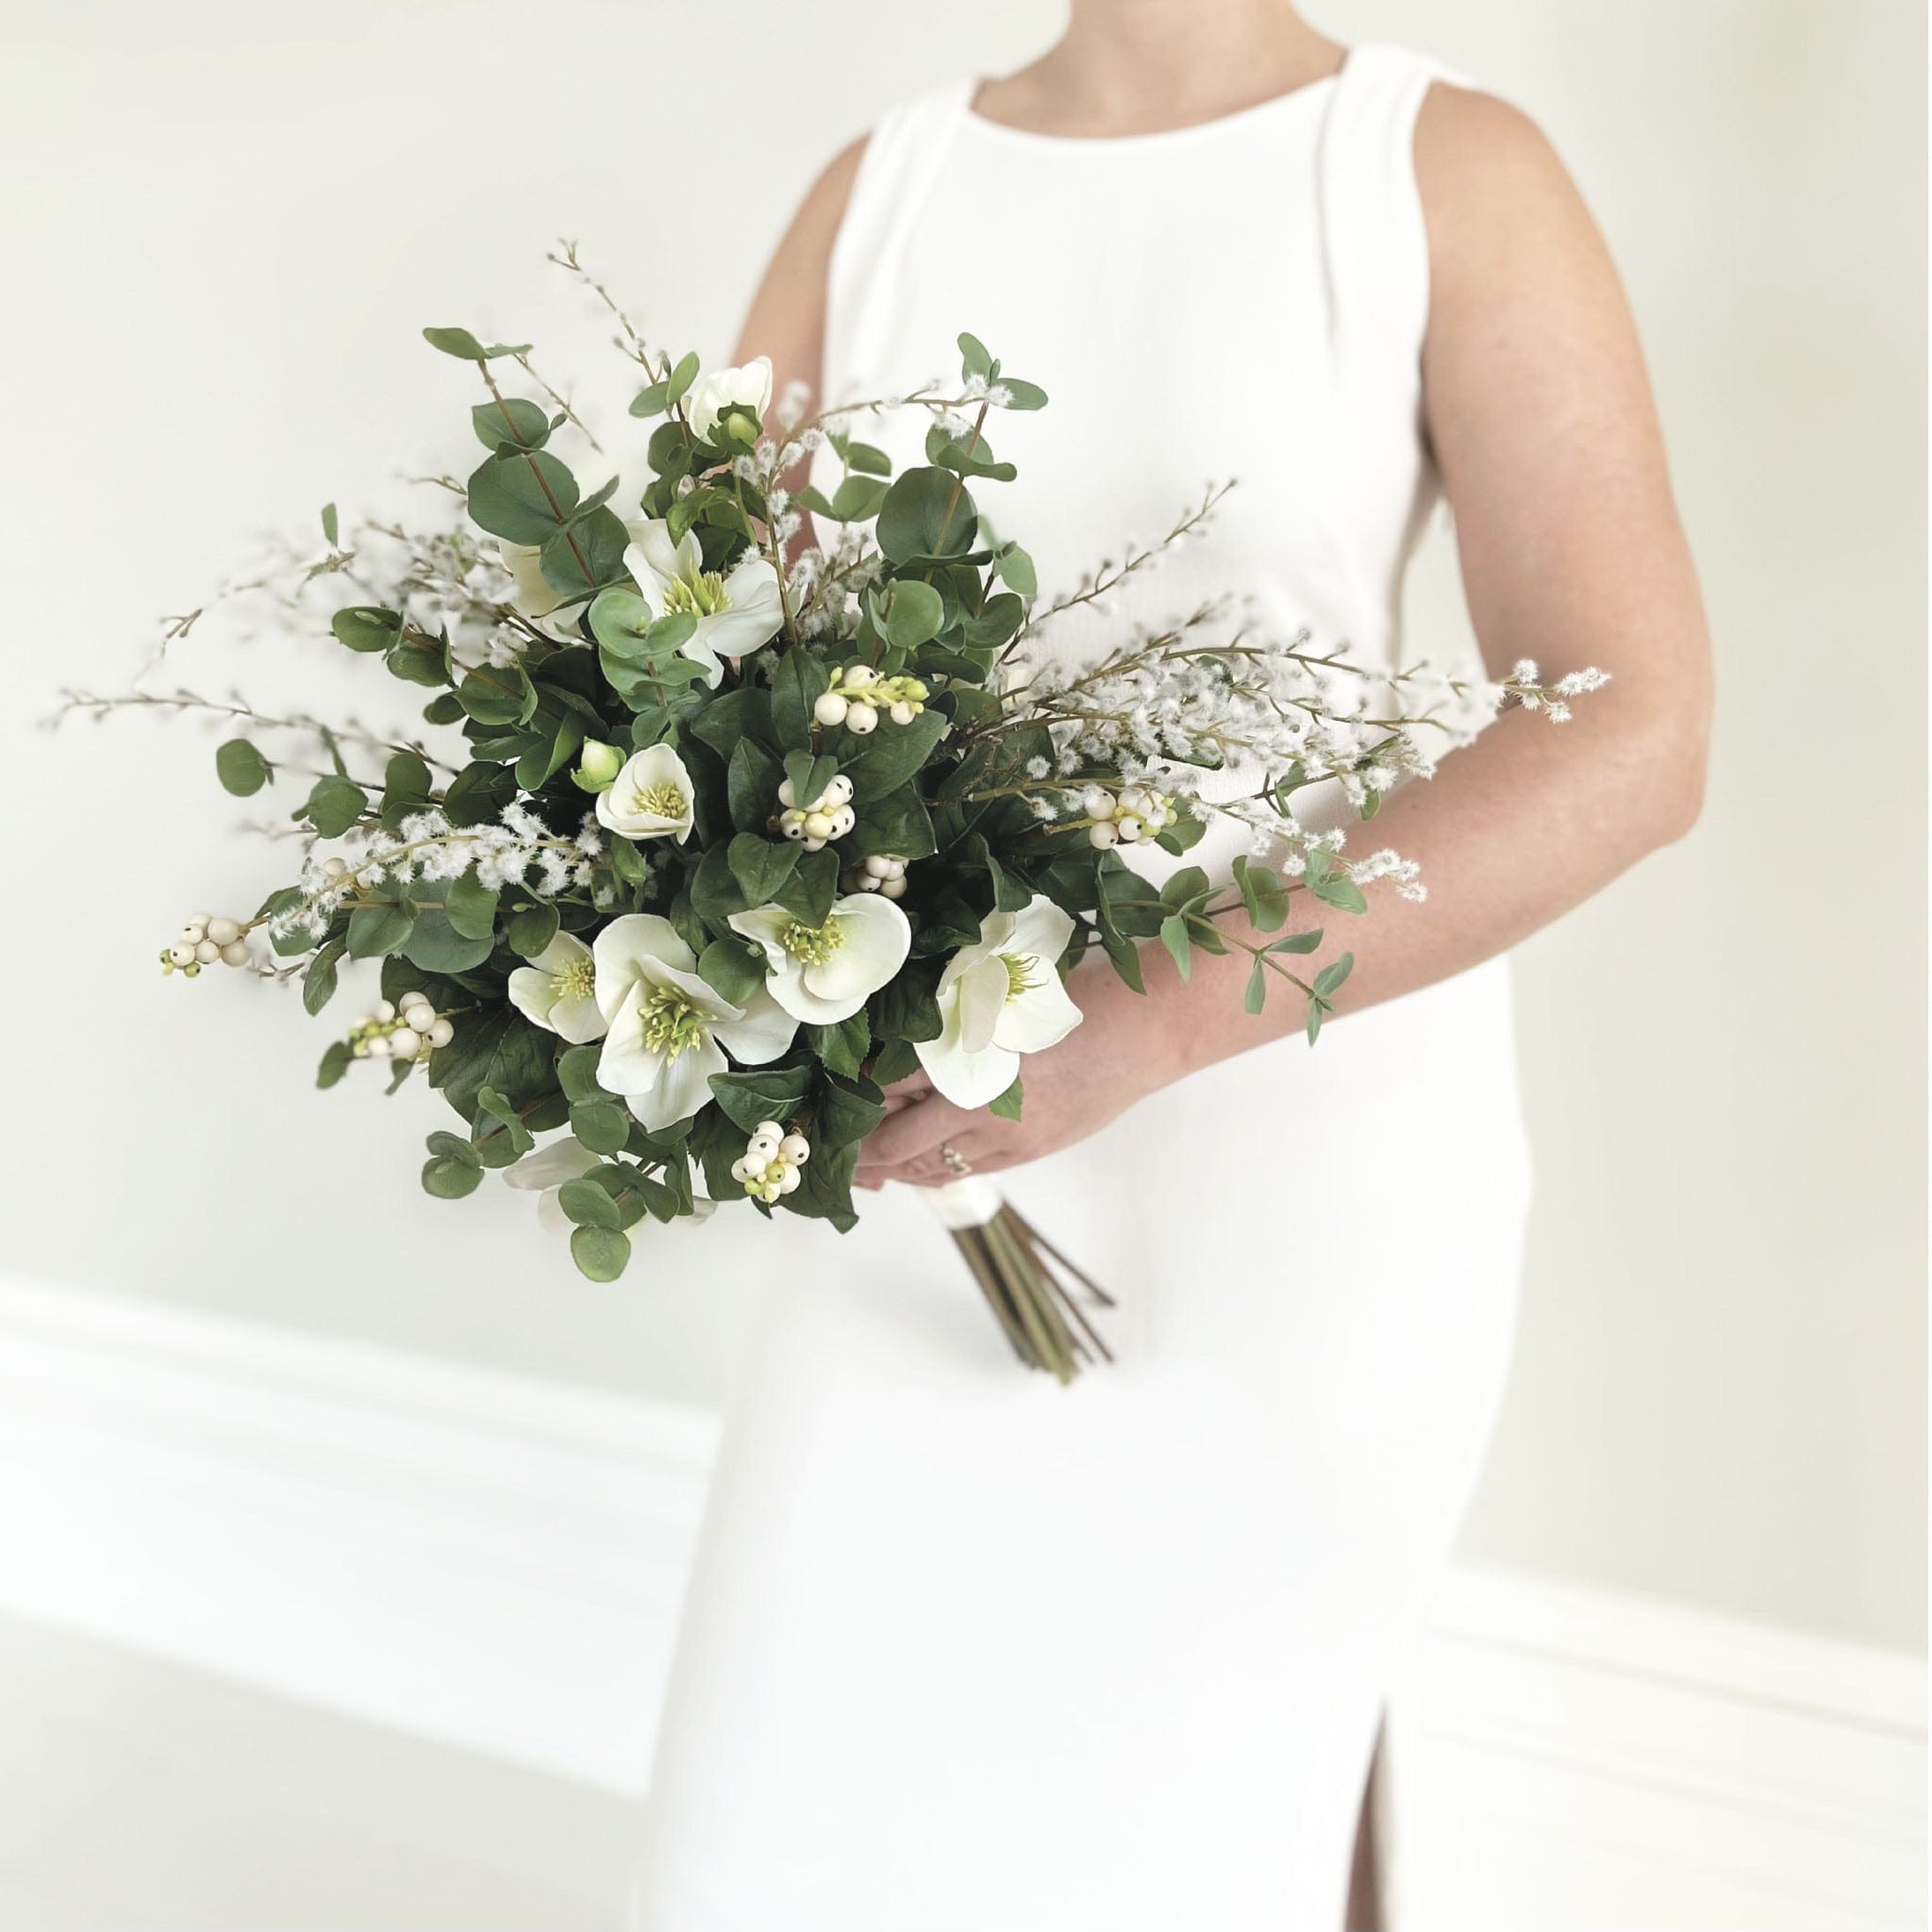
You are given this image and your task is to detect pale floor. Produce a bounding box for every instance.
[0,1611,641,1930]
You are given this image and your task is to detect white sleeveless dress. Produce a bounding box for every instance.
[634,44,1532,1932]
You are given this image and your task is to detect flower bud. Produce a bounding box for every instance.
[803,810,834,841]
[572,739,626,795]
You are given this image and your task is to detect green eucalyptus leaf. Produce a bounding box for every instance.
[215,739,270,796]
[402,906,495,974]
[331,606,402,653]
[304,774,367,839]
[570,1224,631,1280]
[345,902,415,958]
[882,578,945,648]
[875,466,976,564]
[471,396,548,451]
[508,903,560,959]
[465,450,579,544]
[302,939,346,1016]
[442,871,500,942]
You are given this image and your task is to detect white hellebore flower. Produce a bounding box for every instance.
[496,540,569,620]
[728,893,911,1025]
[624,518,783,689]
[685,356,773,443]
[507,931,608,1043]
[595,741,695,842]
[506,1139,716,1233]
[594,914,796,1131]
[916,895,1084,1109]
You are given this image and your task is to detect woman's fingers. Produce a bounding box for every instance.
[859,1091,971,1172]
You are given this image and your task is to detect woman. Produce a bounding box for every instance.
[635,6,1710,1927]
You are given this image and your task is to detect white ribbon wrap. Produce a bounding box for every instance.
[924,1175,1005,1232]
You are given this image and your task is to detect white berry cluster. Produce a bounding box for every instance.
[349,991,455,1063]
[729,1120,811,1203]
[1081,784,1178,849]
[160,913,251,976]
[841,853,909,899]
[777,771,856,851]
[812,664,928,734]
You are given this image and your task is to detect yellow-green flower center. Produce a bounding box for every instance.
[638,982,709,1058]
[555,955,595,1002]
[1004,952,1042,1001]
[630,781,687,820]
[662,569,729,618]
[779,919,845,967]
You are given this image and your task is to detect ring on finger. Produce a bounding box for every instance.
[940,1141,972,1177]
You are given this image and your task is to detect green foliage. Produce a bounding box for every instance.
[216,739,270,795]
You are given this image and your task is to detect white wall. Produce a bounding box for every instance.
[0,0,1922,1655]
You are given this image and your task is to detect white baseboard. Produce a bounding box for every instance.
[0,1274,1923,1929]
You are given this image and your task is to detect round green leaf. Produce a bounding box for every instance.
[471,397,548,452]
[330,606,402,653]
[465,450,579,544]
[875,466,976,564]
[570,1224,631,1282]
[215,739,270,796]
[305,774,368,839]
[571,1102,631,1156]
[558,1177,623,1231]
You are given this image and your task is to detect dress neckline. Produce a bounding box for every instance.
[959,49,1351,153]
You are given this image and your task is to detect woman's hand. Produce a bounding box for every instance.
[854,974,1187,1191]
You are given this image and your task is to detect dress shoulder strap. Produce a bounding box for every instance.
[824,82,974,402]
[1316,43,1474,375]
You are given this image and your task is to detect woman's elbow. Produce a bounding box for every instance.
[1639,681,1712,847]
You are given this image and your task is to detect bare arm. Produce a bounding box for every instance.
[733,137,865,421]
[859,85,1713,1183]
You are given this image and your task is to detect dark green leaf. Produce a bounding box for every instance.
[330,606,401,653]
[875,466,976,564]
[806,1011,869,1080]
[442,871,500,942]
[402,906,495,974]
[727,833,800,908]
[571,1101,630,1156]
[709,1063,813,1136]
[345,902,415,958]
[465,450,579,544]
[470,396,548,451]
[508,903,560,959]
[304,774,367,839]
[302,940,346,1016]
[882,578,945,648]
[697,937,765,1005]
[215,739,270,796]
[570,1224,631,1281]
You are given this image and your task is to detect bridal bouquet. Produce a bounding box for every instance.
[76,251,1601,1382]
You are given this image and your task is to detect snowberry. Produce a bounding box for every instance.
[193,939,221,965]
[845,703,878,735]
[219,941,251,968]
[1081,788,1116,822]
[391,1027,422,1059]
[779,1133,810,1165]
[828,806,857,838]
[880,875,908,898]
[1088,822,1120,849]
[779,810,808,841]
[824,774,854,807]
[1116,814,1145,842]
[803,810,834,841]
[813,691,849,728]
[863,853,893,879]
[206,916,242,946]
[889,700,915,726]
[166,943,197,968]
[428,1018,455,1048]
[375,1000,396,1024]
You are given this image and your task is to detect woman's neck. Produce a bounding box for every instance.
[974,1,1344,138]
